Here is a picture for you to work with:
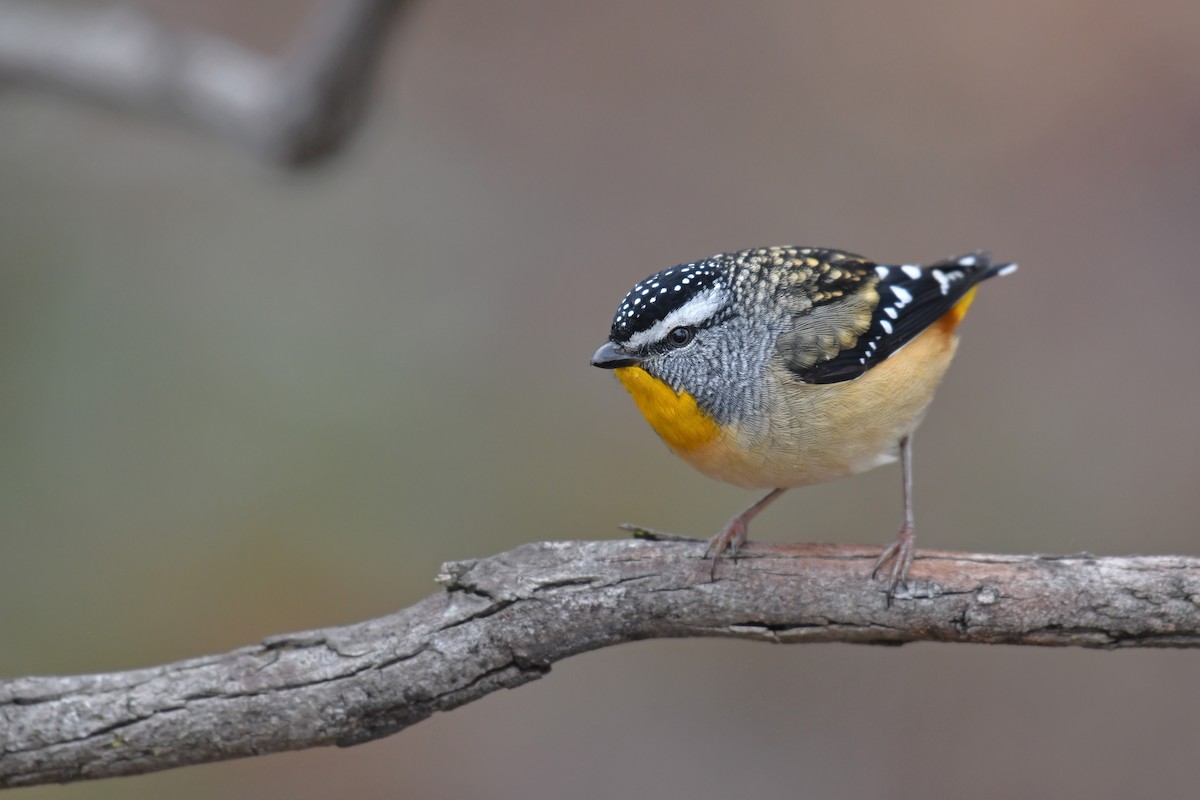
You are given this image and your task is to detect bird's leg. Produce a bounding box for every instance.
[872,434,915,604]
[704,487,787,578]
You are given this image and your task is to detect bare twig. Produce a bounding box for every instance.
[2,538,1198,788]
[0,0,410,167]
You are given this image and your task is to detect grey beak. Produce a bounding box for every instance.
[591,341,641,369]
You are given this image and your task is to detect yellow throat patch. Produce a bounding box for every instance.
[614,366,720,453]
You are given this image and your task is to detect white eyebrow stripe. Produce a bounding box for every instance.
[624,286,725,350]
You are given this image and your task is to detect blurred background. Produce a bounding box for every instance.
[3,1,1199,797]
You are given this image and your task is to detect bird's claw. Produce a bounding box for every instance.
[872,525,916,607]
[704,518,748,579]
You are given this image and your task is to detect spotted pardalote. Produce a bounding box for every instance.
[591,246,1016,601]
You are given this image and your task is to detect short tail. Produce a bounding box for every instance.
[933,253,1017,332]
[931,251,1019,281]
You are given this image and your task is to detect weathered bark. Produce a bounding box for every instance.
[3,537,1198,788]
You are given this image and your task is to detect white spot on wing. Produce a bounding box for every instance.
[901,265,921,279]
[996,262,1018,276]
[875,266,890,279]
[958,255,977,266]
[879,319,893,334]
[884,307,898,319]
[891,286,912,306]
[931,269,951,295]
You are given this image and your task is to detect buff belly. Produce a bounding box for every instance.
[617,324,960,490]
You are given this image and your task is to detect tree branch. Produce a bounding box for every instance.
[3,538,1198,788]
[0,0,411,167]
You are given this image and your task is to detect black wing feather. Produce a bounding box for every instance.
[798,252,1014,384]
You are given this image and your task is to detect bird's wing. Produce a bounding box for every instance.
[778,252,1014,384]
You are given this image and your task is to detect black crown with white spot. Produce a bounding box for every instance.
[610,258,728,341]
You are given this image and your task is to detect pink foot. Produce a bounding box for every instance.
[872,524,916,606]
[703,516,749,579]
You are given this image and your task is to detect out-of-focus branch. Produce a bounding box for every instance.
[0,0,411,167]
[3,537,1199,788]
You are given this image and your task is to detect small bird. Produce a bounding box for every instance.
[591,246,1016,601]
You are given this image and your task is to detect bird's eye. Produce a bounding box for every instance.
[667,326,694,347]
